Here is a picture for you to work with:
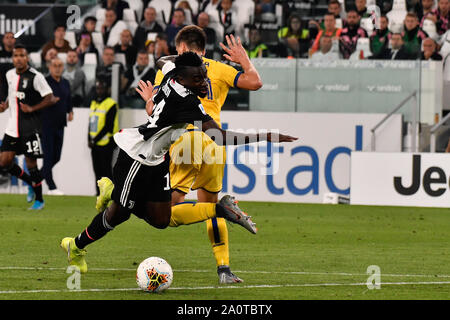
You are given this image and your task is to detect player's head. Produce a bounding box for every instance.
[12,44,29,72]
[174,51,208,98]
[175,25,207,56]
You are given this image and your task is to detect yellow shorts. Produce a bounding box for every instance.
[169,130,226,194]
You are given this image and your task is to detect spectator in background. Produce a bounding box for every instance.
[244,26,269,58]
[76,16,97,44]
[166,8,187,54]
[0,32,15,101]
[177,0,195,25]
[402,12,428,59]
[355,0,370,18]
[420,0,449,36]
[310,34,340,61]
[41,25,72,63]
[370,15,391,56]
[101,8,128,47]
[421,37,443,60]
[41,48,58,75]
[217,0,237,42]
[309,0,342,40]
[76,32,99,65]
[42,57,73,195]
[133,7,164,50]
[417,0,435,22]
[278,14,310,58]
[328,0,342,19]
[196,12,217,59]
[339,10,368,59]
[88,77,119,195]
[114,29,138,69]
[63,50,86,108]
[369,32,414,59]
[122,50,156,96]
[96,46,121,80]
[101,0,130,21]
[310,13,342,55]
[154,32,171,60]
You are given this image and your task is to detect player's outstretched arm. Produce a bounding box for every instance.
[220,34,263,91]
[201,119,297,145]
[19,93,59,113]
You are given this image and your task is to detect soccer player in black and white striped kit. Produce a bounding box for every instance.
[0,44,59,210]
[61,52,297,273]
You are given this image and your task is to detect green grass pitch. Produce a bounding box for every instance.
[0,194,449,300]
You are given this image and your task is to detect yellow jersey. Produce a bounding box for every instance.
[154,57,242,127]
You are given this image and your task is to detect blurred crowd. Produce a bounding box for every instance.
[0,0,449,109]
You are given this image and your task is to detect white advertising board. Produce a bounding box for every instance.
[0,109,402,203]
[351,152,450,207]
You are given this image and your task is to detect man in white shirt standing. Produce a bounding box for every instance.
[310,35,340,61]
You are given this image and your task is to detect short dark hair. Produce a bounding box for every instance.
[175,51,203,78]
[175,25,206,51]
[13,43,27,52]
[175,51,203,68]
[84,16,97,23]
[54,24,66,32]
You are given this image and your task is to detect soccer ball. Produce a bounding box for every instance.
[136,257,173,293]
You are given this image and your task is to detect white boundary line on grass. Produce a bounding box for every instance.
[1,281,450,294]
[1,266,450,279]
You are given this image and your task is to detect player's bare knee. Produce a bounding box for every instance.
[147,214,170,229]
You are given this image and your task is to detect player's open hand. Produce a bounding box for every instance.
[19,102,33,113]
[220,34,248,65]
[267,132,298,143]
[0,101,8,113]
[136,80,154,102]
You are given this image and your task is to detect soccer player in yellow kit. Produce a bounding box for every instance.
[157,27,262,283]
[97,26,263,283]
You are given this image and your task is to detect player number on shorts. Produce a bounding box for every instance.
[163,173,170,191]
[26,140,40,154]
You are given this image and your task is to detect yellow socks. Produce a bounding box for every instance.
[206,217,230,267]
[169,202,216,227]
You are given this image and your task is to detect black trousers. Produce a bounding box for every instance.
[41,126,64,190]
[91,141,116,195]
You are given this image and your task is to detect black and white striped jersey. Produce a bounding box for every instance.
[114,77,213,166]
[5,66,53,137]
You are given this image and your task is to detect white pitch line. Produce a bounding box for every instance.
[1,281,450,294]
[1,266,450,279]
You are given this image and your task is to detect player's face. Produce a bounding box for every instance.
[181,65,208,98]
[12,48,28,71]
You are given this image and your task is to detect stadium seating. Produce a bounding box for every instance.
[91,32,104,56]
[64,31,77,49]
[57,52,67,63]
[114,53,127,68]
[123,8,138,36]
[29,52,41,69]
[84,52,98,65]
[422,19,438,41]
[125,0,144,21]
[360,17,374,34]
[386,0,407,32]
[440,31,450,58]
[148,0,173,29]
[95,8,106,30]
[233,0,255,42]
[349,37,372,60]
